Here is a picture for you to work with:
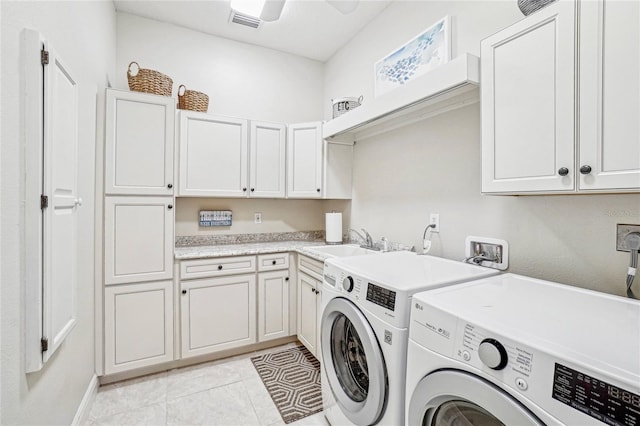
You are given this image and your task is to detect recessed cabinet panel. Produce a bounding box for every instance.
[179,112,248,197]
[105,90,174,195]
[287,122,323,198]
[104,281,174,374]
[250,121,286,198]
[579,0,640,190]
[481,1,575,193]
[104,196,174,285]
[258,270,289,342]
[181,274,257,358]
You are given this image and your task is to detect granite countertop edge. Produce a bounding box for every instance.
[174,240,330,262]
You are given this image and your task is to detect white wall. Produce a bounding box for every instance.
[1,1,116,424]
[116,13,324,123]
[176,198,350,237]
[325,1,640,296]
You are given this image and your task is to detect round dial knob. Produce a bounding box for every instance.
[478,338,508,370]
[342,276,354,292]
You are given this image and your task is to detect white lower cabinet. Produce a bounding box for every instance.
[180,274,257,359]
[296,254,323,358]
[104,280,174,375]
[258,270,290,342]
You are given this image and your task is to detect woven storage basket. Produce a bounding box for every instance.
[127,61,173,96]
[517,0,556,15]
[331,95,363,119]
[177,85,209,112]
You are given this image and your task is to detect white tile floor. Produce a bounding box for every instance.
[85,343,330,426]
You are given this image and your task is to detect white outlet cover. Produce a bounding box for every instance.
[465,235,509,271]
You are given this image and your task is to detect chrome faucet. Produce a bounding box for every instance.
[349,228,378,250]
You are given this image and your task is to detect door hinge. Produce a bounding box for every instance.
[41,337,49,352]
[41,49,49,65]
[40,195,48,209]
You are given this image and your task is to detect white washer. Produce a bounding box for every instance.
[406,273,640,425]
[320,251,499,425]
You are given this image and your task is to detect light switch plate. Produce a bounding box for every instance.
[616,224,640,251]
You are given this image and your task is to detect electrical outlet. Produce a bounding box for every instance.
[254,212,262,224]
[429,213,440,233]
[616,224,640,251]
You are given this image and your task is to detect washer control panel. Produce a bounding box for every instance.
[552,363,639,426]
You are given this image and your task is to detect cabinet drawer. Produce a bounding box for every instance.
[180,256,256,280]
[257,253,289,271]
[297,254,323,281]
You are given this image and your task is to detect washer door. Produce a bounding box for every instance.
[321,297,387,425]
[408,370,544,426]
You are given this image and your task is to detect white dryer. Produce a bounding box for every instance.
[406,273,640,425]
[320,251,499,425]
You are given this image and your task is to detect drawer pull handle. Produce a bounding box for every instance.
[272,260,277,265]
[218,265,223,270]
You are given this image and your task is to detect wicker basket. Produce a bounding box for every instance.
[177,85,209,112]
[127,62,173,97]
[517,0,556,15]
[331,95,363,119]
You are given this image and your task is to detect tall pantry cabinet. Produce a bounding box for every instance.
[102,89,175,374]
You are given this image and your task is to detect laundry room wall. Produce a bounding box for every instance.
[116,13,324,123]
[323,1,640,296]
[1,1,116,424]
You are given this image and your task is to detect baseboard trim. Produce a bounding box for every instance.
[71,374,98,425]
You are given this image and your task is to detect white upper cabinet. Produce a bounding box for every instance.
[287,122,323,198]
[250,121,286,198]
[178,111,249,197]
[578,0,640,191]
[481,0,576,193]
[105,90,175,195]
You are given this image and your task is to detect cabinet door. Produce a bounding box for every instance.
[104,281,174,374]
[297,273,318,357]
[105,89,174,196]
[104,196,174,285]
[579,0,640,191]
[178,111,249,197]
[323,140,353,199]
[258,270,290,342]
[180,274,256,359]
[287,122,323,198]
[481,1,576,193]
[250,121,286,198]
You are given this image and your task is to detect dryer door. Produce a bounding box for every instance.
[408,370,544,426]
[321,297,387,425]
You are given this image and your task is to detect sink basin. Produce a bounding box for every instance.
[304,244,377,258]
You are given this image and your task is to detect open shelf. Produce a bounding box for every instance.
[323,53,480,141]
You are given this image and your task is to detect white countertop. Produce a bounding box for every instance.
[175,240,331,261]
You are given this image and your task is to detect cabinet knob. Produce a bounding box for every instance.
[167,183,173,189]
[168,204,173,209]
[311,288,316,293]
[285,277,289,281]
[181,289,187,295]
[580,165,592,175]
[243,187,247,192]
[272,260,277,265]
[218,265,223,270]
[316,188,321,193]
[557,167,569,176]
[251,188,255,192]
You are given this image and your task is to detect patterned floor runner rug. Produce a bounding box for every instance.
[251,345,323,424]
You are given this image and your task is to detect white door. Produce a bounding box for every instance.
[481,1,576,193]
[579,0,640,191]
[105,89,175,195]
[287,122,323,198]
[42,42,80,363]
[258,270,290,342]
[297,273,318,356]
[104,196,174,285]
[181,274,257,358]
[250,121,286,198]
[178,111,249,197]
[104,281,174,374]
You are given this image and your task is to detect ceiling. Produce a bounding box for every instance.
[114,0,393,62]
